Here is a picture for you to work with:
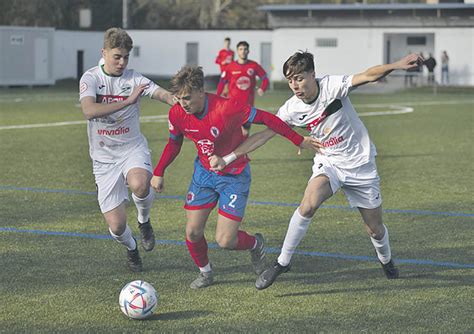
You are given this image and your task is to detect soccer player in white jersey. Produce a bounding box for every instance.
[79,28,173,272]
[209,50,424,289]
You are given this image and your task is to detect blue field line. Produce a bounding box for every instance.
[1,227,473,269]
[1,185,473,218]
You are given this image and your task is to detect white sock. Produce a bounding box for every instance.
[277,208,312,266]
[370,224,392,265]
[109,225,137,251]
[199,263,212,273]
[132,190,155,224]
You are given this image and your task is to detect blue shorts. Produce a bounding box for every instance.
[184,158,251,222]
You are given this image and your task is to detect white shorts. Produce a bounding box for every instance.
[310,154,382,209]
[93,147,153,213]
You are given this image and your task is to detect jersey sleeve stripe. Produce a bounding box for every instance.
[247,107,257,123]
[169,133,182,141]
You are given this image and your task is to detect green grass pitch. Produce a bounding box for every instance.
[0,83,473,332]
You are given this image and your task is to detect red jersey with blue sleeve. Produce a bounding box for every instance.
[153,93,303,177]
[217,60,269,105]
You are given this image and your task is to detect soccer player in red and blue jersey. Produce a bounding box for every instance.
[151,66,319,289]
[216,41,269,106]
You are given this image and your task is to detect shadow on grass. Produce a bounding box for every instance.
[148,310,213,321]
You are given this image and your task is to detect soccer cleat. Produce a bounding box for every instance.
[138,220,155,252]
[190,270,214,289]
[255,260,290,290]
[380,259,399,279]
[126,244,143,272]
[250,233,266,275]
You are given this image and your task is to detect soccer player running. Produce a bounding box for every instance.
[150,66,320,289]
[79,28,173,272]
[216,41,269,106]
[210,51,424,290]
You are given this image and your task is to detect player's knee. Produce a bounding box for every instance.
[131,182,150,198]
[365,222,384,239]
[109,223,126,236]
[185,226,205,242]
[299,203,317,218]
[215,234,235,249]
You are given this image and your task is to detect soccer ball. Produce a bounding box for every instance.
[119,280,158,319]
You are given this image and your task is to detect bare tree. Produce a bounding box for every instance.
[199,0,233,28]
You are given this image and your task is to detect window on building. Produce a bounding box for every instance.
[186,42,199,65]
[316,38,338,48]
[133,46,140,57]
[407,36,426,45]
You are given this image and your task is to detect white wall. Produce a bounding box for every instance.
[48,28,474,85]
[271,27,474,85]
[127,30,272,77]
[54,29,272,80]
[54,30,103,80]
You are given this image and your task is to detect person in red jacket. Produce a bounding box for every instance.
[151,66,321,289]
[217,41,269,106]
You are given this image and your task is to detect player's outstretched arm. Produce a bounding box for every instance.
[209,127,322,171]
[209,128,276,171]
[80,84,148,120]
[152,87,175,106]
[352,53,424,87]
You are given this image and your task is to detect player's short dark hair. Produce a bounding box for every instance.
[283,51,315,78]
[237,41,249,49]
[170,66,204,95]
[103,27,133,51]
[224,37,231,42]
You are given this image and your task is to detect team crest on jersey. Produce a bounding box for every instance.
[80,82,88,94]
[323,127,332,135]
[99,141,105,147]
[168,120,174,131]
[210,126,220,138]
[236,76,251,91]
[197,139,215,156]
[247,68,254,76]
[186,191,195,203]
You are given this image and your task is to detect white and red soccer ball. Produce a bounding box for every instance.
[119,280,158,319]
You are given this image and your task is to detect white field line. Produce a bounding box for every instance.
[1,99,473,130]
[0,115,168,130]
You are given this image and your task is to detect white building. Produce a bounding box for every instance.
[1,3,473,86]
[259,3,474,85]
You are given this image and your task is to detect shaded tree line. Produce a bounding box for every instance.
[0,0,433,30]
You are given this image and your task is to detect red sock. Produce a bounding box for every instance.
[186,237,209,268]
[235,230,256,250]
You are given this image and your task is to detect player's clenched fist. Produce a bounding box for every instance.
[150,175,164,193]
[209,155,226,172]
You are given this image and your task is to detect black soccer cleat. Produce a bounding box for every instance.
[255,260,290,290]
[127,244,143,272]
[250,233,266,275]
[138,220,155,252]
[380,259,399,279]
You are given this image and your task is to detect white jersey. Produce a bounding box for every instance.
[277,75,376,169]
[79,66,159,163]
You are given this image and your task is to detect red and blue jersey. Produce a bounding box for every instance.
[153,93,303,177]
[217,60,269,105]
